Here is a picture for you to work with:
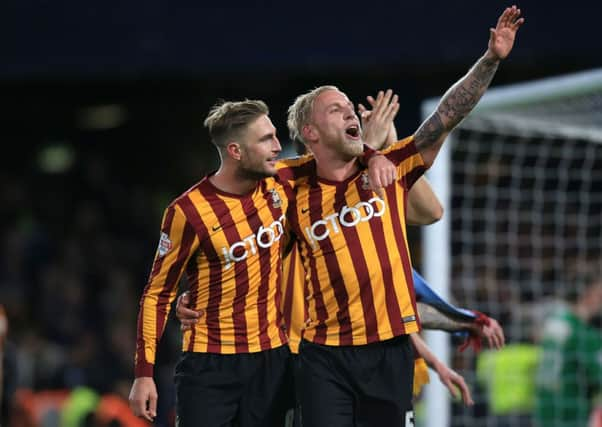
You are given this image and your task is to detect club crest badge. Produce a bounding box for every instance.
[157,232,172,257]
[269,189,282,209]
[360,172,371,190]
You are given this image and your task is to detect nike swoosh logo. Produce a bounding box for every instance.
[212,224,222,231]
[301,207,310,214]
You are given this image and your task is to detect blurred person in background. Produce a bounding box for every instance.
[534,264,602,427]
[476,342,540,427]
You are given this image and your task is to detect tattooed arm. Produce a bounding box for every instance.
[418,302,505,349]
[415,6,524,167]
[418,302,477,333]
[417,302,476,332]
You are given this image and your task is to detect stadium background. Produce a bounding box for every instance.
[1,0,601,426]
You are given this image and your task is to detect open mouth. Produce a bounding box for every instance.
[345,124,361,139]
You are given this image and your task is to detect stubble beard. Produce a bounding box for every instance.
[340,137,363,159]
[321,132,363,161]
[236,163,275,181]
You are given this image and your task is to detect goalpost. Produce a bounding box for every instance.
[420,68,602,427]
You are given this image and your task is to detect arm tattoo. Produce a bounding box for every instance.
[417,302,475,332]
[414,110,444,152]
[416,54,499,152]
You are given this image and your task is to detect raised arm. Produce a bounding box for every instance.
[415,6,524,167]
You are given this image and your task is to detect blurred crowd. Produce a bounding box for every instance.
[0,153,186,426]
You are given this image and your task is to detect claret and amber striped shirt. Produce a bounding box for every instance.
[286,136,426,347]
[280,243,307,354]
[135,158,311,377]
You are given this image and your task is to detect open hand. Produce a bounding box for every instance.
[488,5,524,60]
[434,363,474,407]
[360,89,399,150]
[358,94,399,149]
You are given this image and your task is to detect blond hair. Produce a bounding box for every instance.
[204,99,269,148]
[287,85,338,145]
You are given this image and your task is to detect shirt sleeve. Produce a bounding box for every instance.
[134,203,200,377]
[381,135,427,190]
[275,154,316,191]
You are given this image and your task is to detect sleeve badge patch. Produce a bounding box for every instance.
[157,232,172,257]
[270,188,282,209]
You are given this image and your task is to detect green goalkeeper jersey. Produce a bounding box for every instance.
[535,304,602,427]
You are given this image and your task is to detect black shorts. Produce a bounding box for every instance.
[297,335,415,427]
[286,354,302,427]
[174,345,293,427]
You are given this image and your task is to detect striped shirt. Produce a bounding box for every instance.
[280,243,307,354]
[135,158,310,377]
[286,136,426,347]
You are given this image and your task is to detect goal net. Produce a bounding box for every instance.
[419,68,602,427]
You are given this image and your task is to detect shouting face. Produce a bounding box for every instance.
[308,89,363,160]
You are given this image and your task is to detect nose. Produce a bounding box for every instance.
[343,105,356,120]
[272,136,282,153]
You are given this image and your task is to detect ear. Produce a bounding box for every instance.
[302,124,319,144]
[226,142,242,161]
